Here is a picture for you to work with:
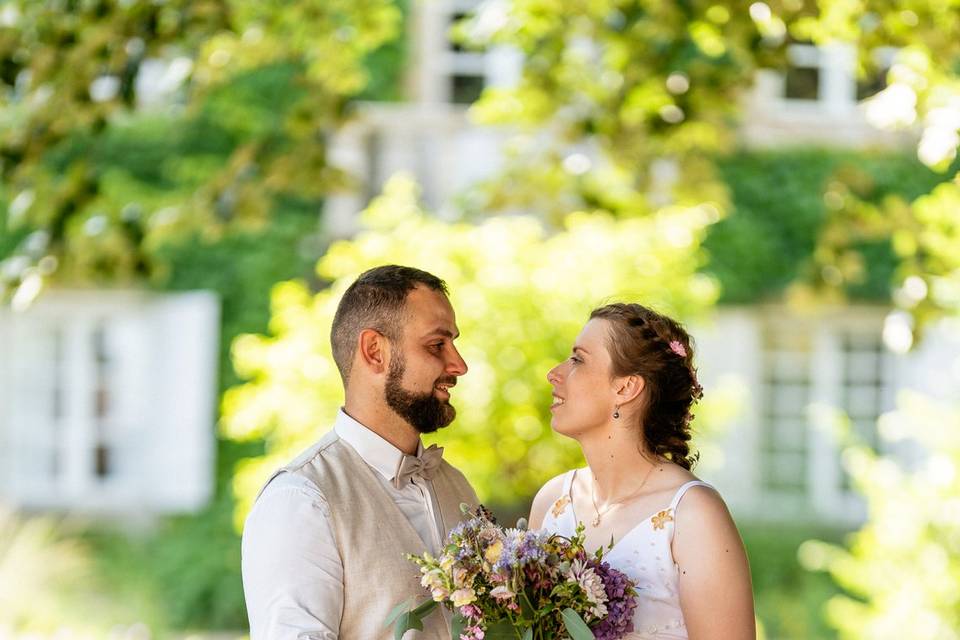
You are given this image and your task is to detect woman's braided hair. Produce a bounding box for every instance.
[590,303,703,470]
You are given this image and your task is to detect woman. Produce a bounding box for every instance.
[529,303,755,639]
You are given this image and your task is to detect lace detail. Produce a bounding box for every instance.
[540,473,713,639]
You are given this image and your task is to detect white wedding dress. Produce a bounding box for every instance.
[540,469,713,639]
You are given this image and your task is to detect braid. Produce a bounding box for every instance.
[590,303,702,470]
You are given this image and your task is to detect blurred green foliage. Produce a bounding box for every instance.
[706,148,956,304]
[784,5,960,637]
[742,524,846,640]
[799,393,960,640]
[0,1,407,634]
[462,0,785,221]
[0,0,402,297]
[0,507,90,633]
[2,0,959,637]
[222,175,720,514]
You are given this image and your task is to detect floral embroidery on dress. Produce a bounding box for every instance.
[550,495,571,518]
[651,509,674,530]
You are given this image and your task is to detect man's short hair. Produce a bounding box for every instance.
[330,265,448,384]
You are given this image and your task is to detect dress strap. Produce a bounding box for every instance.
[668,480,714,512]
[561,468,578,498]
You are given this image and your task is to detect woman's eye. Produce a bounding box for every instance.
[569,355,581,363]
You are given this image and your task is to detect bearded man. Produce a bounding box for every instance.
[242,265,479,640]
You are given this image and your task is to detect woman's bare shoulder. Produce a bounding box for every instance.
[528,470,573,530]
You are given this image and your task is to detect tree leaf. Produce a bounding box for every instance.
[561,608,594,640]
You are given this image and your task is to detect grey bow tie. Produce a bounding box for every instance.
[394,444,444,489]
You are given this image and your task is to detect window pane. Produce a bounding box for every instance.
[785,66,819,100]
[451,75,484,104]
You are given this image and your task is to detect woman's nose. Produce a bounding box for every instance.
[546,364,561,384]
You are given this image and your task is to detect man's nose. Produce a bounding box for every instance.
[447,345,468,376]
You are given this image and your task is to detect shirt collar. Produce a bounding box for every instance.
[334,408,423,483]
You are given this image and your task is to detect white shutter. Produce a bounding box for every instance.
[690,308,763,518]
[141,291,220,512]
[898,316,960,402]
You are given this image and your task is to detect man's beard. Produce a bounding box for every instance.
[384,351,457,434]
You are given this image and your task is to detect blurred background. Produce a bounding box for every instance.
[1,1,958,638]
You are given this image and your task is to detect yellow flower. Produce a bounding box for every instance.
[451,588,477,607]
[440,554,455,572]
[484,539,504,564]
[421,568,445,590]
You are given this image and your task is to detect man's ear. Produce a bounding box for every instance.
[357,328,388,375]
[615,374,645,405]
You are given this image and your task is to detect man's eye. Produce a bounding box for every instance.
[569,355,582,363]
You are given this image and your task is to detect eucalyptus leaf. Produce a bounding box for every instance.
[485,618,523,639]
[560,608,594,640]
[412,599,438,617]
[384,600,413,628]
[393,611,425,640]
[450,613,467,638]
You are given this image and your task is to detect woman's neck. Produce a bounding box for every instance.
[578,421,658,504]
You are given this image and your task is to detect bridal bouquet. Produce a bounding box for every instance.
[386,506,637,640]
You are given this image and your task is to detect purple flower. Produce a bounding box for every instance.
[588,560,637,640]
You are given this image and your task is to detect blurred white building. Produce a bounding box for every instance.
[323,0,956,527]
[2,1,954,527]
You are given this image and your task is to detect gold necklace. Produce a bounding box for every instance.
[589,461,658,527]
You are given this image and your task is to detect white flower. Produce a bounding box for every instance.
[490,585,514,600]
[566,559,608,619]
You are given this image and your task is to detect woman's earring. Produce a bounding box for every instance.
[613,406,621,419]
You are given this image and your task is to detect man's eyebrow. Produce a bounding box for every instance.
[573,346,589,355]
[428,328,459,339]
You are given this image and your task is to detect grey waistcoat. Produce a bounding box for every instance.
[258,429,480,639]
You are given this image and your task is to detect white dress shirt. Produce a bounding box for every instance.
[241,409,446,640]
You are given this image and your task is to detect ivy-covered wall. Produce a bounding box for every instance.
[705,148,953,304]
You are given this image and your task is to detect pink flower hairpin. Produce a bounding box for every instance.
[669,340,687,357]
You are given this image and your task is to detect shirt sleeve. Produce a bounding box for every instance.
[241,472,343,640]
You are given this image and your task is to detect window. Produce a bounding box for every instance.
[838,330,889,490]
[447,1,487,104]
[784,44,822,101]
[411,0,496,105]
[759,326,813,496]
[756,311,890,520]
[0,290,219,516]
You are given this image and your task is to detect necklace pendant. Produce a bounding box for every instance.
[591,515,601,527]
